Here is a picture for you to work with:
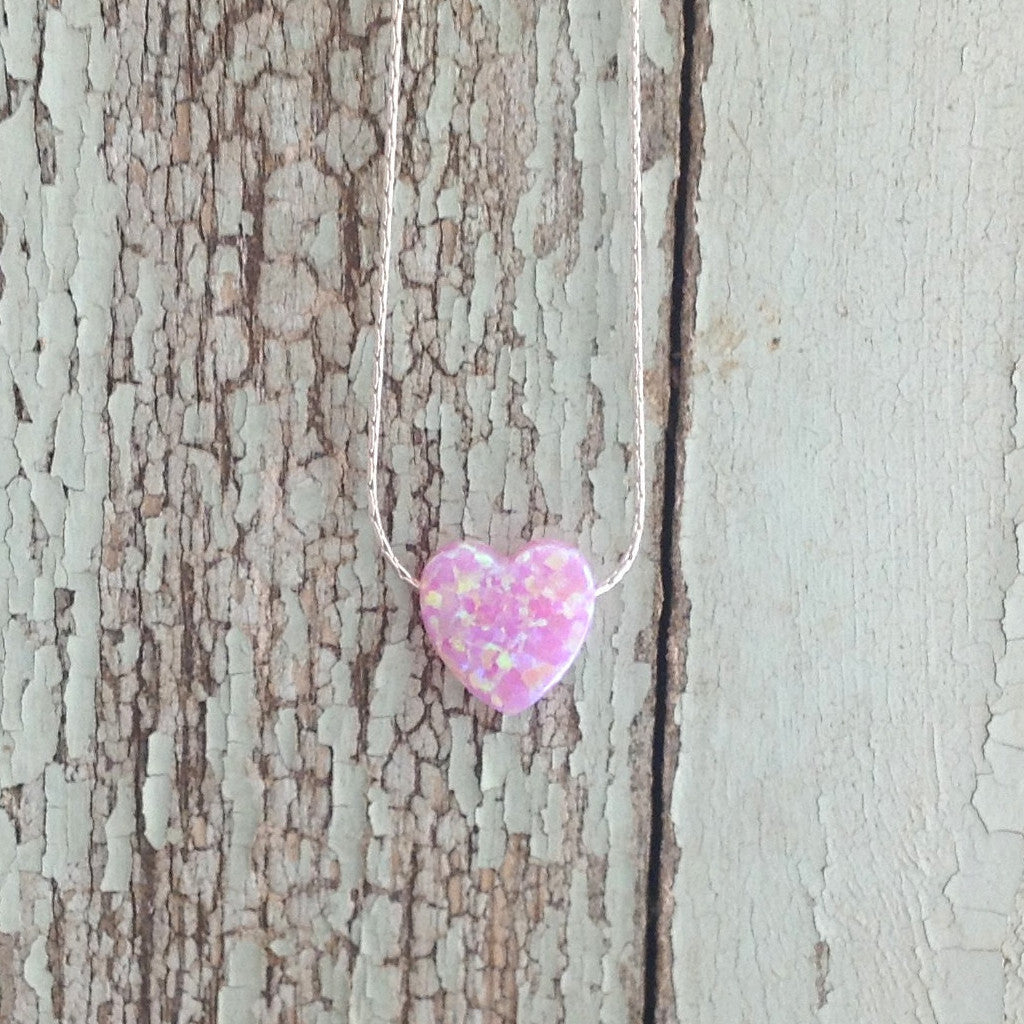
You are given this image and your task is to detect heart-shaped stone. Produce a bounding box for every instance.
[418,539,596,714]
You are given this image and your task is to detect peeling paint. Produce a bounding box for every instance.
[142,730,175,849]
[0,0,680,1019]
[1,0,116,1015]
[676,2,1024,1021]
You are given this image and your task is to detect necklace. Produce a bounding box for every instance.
[368,0,646,715]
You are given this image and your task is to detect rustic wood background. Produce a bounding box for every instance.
[678,3,1024,1023]
[1,0,1022,1022]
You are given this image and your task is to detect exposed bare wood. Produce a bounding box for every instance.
[0,0,683,1021]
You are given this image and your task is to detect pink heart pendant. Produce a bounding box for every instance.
[418,540,596,714]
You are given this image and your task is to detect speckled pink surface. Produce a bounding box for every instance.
[418,540,596,714]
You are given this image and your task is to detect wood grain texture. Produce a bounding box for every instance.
[0,0,682,1021]
[673,2,1024,1021]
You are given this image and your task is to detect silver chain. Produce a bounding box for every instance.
[368,0,645,597]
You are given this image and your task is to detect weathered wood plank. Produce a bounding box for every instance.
[0,1,122,1019]
[672,2,1024,1021]
[0,0,682,1021]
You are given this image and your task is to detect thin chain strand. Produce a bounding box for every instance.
[367,0,419,588]
[594,0,645,597]
[368,0,645,596]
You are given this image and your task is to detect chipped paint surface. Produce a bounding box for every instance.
[0,0,681,1021]
[676,2,1024,1021]
[1,0,119,1018]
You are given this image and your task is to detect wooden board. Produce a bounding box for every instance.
[671,1,1024,1020]
[0,0,683,1021]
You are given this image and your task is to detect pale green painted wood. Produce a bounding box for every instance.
[0,0,683,1021]
[675,2,1024,1021]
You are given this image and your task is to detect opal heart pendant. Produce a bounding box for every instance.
[418,540,596,714]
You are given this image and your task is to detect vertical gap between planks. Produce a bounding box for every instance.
[643,0,711,1021]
